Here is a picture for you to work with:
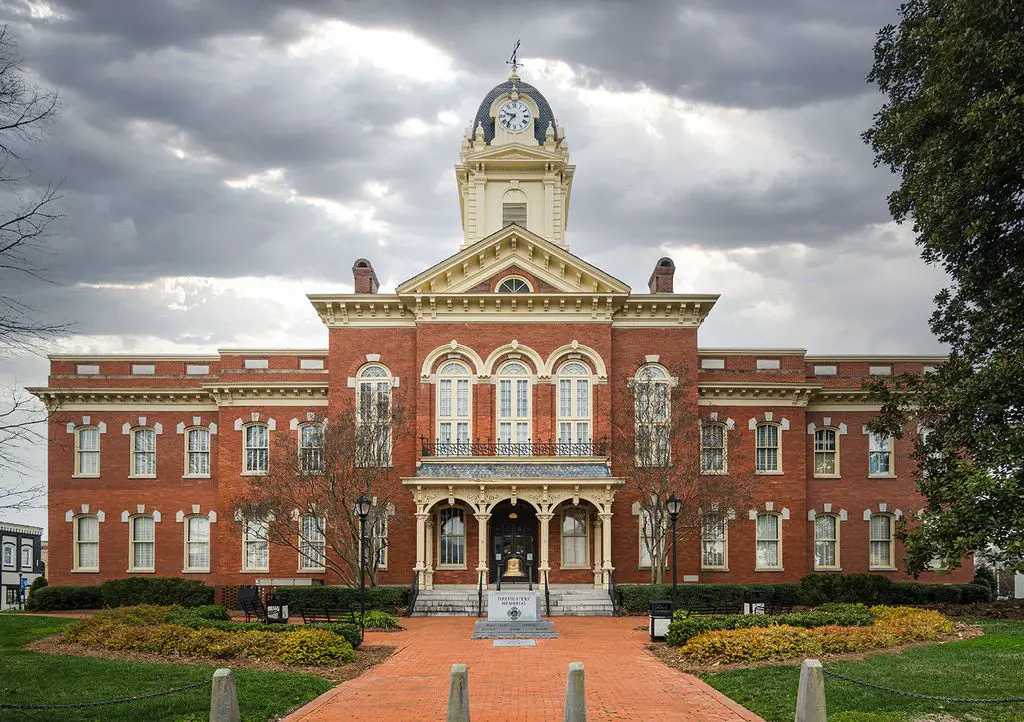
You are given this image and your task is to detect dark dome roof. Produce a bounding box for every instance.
[473,79,556,146]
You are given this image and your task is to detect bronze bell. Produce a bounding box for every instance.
[504,556,524,577]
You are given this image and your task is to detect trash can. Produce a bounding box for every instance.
[649,600,674,641]
[266,593,289,623]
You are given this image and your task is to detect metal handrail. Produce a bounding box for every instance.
[608,570,619,616]
[420,436,608,458]
[544,570,551,618]
[528,561,533,591]
[407,571,419,617]
[477,569,484,618]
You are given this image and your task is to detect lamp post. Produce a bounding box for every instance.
[354,494,371,620]
[666,492,681,609]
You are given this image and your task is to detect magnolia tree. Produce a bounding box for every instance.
[614,362,754,584]
[230,394,406,587]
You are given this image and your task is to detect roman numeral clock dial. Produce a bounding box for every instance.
[498,100,532,133]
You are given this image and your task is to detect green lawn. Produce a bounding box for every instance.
[0,615,333,722]
[703,619,1024,722]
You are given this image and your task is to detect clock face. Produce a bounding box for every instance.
[497,100,532,133]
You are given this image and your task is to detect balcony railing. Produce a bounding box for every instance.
[419,436,608,458]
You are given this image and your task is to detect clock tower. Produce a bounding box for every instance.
[455,67,574,248]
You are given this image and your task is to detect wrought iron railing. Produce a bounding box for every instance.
[420,436,608,458]
[477,569,484,618]
[608,570,619,616]
[407,571,419,617]
[543,569,551,618]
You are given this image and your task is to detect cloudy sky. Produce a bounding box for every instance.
[0,0,945,531]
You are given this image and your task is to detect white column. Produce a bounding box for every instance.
[537,512,553,588]
[414,512,428,587]
[592,514,603,588]
[475,513,490,589]
[425,516,435,590]
[600,511,614,589]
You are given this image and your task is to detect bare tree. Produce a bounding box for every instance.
[230,395,407,587]
[614,361,754,584]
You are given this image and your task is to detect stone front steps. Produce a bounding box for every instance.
[411,586,614,617]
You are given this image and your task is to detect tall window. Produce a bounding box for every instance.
[634,365,671,467]
[638,508,659,568]
[243,517,269,570]
[2,544,12,567]
[814,515,839,569]
[869,514,894,568]
[129,515,155,571]
[21,545,32,570]
[756,424,780,473]
[813,428,838,476]
[436,361,471,455]
[557,361,591,454]
[75,427,100,476]
[438,507,466,567]
[561,508,588,567]
[244,424,269,474]
[700,423,726,474]
[300,424,325,473]
[869,433,893,476]
[186,427,210,476]
[755,512,781,569]
[74,515,99,571]
[299,515,326,570]
[373,514,388,569]
[356,364,392,466]
[496,277,531,293]
[131,427,156,477]
[497,361,531,455]
[502,189,528,227]
[185,515,210,572]
[701,514,727,569]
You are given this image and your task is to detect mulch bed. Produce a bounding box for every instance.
[647,621,983,676]
[25,636,395,682]
[925,600,1024,620]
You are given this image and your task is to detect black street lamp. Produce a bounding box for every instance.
[666,492,681,608]
[354,494,371,620]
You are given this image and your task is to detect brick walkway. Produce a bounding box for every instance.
[285,617,764,722]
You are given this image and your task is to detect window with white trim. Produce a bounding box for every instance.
[184,515,210,571]
[814,515,839,569]
[75,427,100,476]
[131,427,156,477]
[438,507,466,567]
[502,201,527,227]
[299,424,325,473]
[74,515,99,571]
[299,515,326,570]
[497,361,531,455]
[813,428,838,476]
[755,512,781,569]
[1,544,12,567]
[129,515,155,571]
[496,277,531,293]
[634,365,671,467]
[638,508,660,568]
[436,361,472,455]
[356,364,392,466]
[557,361,591,453]
[869,433,894,476]
[243,517,269,571]
[700,423,726,474]
[244,423,269,474]
[373,513,388,569]
[756,424,780,473]
[185,427,210,476]
[21,545,32,570]
[869,514,894,568]
[701,514,727,569]
[561,508,588,567]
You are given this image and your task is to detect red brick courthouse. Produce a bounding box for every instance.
[31,71,969,605]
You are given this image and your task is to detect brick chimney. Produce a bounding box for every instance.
[352,259,379,294]
[648,257,675,293]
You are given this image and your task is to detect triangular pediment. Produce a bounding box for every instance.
[462,142,565,164]
[396,224,631,296]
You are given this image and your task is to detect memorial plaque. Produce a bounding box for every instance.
[487,590,542,622]
[493,639,537,647]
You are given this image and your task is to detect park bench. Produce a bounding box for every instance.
[298,605,361,626]
[677,598,744,617]
[240,596,268,623]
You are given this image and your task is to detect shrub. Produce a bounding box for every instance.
[361,610,400,630]
[164,605,230,624]
[888,582,962,605]
[972,565,997,596]
[29,575,48,593]
[275,629,356,665]
[275,585,409,614]
[100,577,213,608]
[25,585,102,611]
[667,604,873,646]
[799,574,892,606]
[618,583,802,615]
[957,583,993,603]
[161,614,362,649]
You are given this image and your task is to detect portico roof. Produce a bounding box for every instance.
[413,461,614,479]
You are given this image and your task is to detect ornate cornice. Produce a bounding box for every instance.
[200,382,329,407]
[698,382,820,407]
[27,387,217,412]
[613,295,719,328]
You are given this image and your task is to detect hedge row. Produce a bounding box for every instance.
[26,578,214,611]
[666,603,875,646]
[274,585,410,614]
[25,585,103,611]
[618,583,801,615]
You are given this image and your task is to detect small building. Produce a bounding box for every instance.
[1,521,44,609]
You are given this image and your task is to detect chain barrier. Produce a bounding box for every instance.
[823,668,1024,704]
[0,679,210,710]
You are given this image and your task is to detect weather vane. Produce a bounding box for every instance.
[506,38,521,77]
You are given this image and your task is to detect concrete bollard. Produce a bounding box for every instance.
[447,663,471,722]
[210,668,241,722]
[564,661,586,722]
[795,659,827,722]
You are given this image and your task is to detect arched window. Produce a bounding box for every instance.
[701,514,727,569]
[497,361,531,455]
[131,427,156,477]
[814,514,839,569]
[502,188,527,227]
[73,515,99,572]
[813,428,838,476]
[357,363,393,467]
[299,424,325,473]
[1,543,12,567]
[869,514,895,569]
[75,426,100,476]
[557,361,591,454]
[436,361,472,455]
[243,423,269,474]
[634,365,670,467]
[129,515,155,571]
[184,515,210,572]
[700,423,726,474]
[561,507,588,567]
[438,506,466,567]
[185,427,211,477]
[496,277,531,293]
[755,423,781,473]
[755,512,781,569]
[299,514,326,570]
